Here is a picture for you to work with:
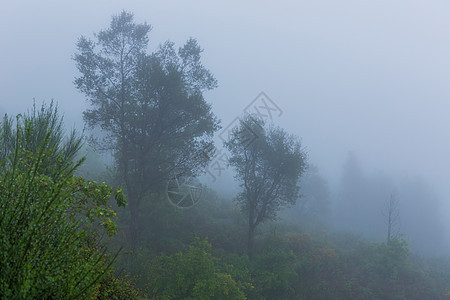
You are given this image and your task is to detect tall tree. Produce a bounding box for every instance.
[225,116,307,257]
[74,11,219,249]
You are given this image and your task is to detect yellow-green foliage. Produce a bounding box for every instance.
[147,238,246,299]
[94,272,141,300]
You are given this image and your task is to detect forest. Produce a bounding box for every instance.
[1,9,450,300]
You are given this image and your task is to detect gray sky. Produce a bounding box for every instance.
[1,1,450,238]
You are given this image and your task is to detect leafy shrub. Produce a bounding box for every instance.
[95,271,141,300]
[147,238,246,299]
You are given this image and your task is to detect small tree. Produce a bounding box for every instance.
[225,116,307,257]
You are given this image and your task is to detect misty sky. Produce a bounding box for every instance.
[1,1,450,237]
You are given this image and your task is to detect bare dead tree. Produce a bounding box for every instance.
[382,190,401,244]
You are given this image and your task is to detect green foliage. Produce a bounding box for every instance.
[95,271,141,300]
[0,140,102,297]
[219,254,254,296]
[70,177,126,237]
[147,238,245,299]
[0,108,126,298]
[111,190,249,291]
[250,250,297,299]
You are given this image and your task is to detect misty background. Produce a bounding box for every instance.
[1,0,449,255]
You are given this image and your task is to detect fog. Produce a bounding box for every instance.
[2,0,450,255]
